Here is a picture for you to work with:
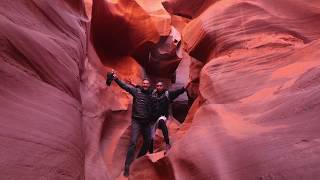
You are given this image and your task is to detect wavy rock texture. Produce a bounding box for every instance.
[162,0,216,19]
[183,0,320,62]
[2,0,320,180]
[0,0,87,179]
[83,0,186,179]
[135,0,172,36]
[132,0,320,180]
[91,0,162,64]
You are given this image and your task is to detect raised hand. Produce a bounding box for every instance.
[111,69,117,78]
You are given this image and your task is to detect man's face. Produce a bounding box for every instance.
[142,80,150,90]
[156,82,164,92]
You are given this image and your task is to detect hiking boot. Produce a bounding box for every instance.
[164,144,171,155]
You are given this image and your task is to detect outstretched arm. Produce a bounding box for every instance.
[168,87,185,101]
[109,73,137,95]
[168,82,190,101]
[126,78,140,88]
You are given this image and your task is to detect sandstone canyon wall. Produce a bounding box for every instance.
[1,0,320,180]
[0,0,87,179]
[131,0,320,180]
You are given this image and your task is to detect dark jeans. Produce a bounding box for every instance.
[149,119,170,153]
[124,119,151,170]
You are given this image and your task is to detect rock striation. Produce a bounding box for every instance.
[1,0,320,180]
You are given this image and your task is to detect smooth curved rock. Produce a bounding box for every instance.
[0,0,87,179]
[162,0,216,19]
[132,0,320,180]
[3,0,320,179]
[84,1,189,179]
[135,0,172,36]
[146,26,183,80]
[183,0,320,62]
[91,0,162,63]
[82,38,145,179]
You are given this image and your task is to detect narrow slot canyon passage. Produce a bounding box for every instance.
[81,1,198,179]
[1,0,320,180]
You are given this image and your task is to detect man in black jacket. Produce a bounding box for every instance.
[108,72,152,177]
[149,81,189,155]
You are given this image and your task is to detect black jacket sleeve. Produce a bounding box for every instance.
[168,87,185,101]
[114,78,137,95]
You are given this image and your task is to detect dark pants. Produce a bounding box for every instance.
[124,119,151,171]
[149,119,170,153]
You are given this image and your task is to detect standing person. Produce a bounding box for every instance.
[149,81,190,155]
[107,72,153,177]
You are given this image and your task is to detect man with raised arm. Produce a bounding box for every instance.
[149,81,190,155]
[107,71,153,177]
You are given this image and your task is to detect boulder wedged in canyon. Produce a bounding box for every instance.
[0,0,87,179]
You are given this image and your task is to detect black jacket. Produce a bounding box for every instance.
[112,78,152,122]
[151,87,185,119]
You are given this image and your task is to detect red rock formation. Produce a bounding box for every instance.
[0,0,87,179]
[84,0,181,179]
[90,0,162,63]
[84,0,93,18]
[162,0,216,19]
[135,0,172,36]
[82,38,145,180]
[183,0,320,62]
[3,0,320,179]
[132,0,320,179]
